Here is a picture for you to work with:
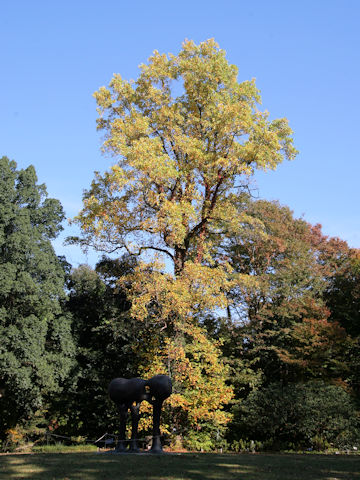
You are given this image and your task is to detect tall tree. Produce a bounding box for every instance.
[219,198,355,447]
[225,198,349,385]
[70,39,297,444]
[0,157,74,440]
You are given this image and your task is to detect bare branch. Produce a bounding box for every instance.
[138,246,174,260]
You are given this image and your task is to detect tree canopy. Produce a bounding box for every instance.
[0,156,74,439]
[74,39,296,277]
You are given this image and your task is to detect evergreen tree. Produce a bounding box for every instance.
[0,156,74,440]
[52,257,152,438]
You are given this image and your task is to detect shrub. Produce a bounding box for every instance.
[230,381,360,450]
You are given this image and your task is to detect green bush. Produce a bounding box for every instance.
[32,444,96,453]
[230,381,360,450]
[230,439,263,452]
[183,431,215,452]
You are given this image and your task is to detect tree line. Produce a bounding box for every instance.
[0,39,359,451]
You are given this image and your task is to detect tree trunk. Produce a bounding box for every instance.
[174,247,186,277]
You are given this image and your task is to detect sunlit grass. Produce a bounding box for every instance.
[0,452,359,480]
[32,443,97,453]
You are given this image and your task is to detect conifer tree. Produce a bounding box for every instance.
[0,156,74,440]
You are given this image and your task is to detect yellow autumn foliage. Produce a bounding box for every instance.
[72,39,297,435]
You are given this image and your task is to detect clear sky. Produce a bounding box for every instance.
[1,0,359,267]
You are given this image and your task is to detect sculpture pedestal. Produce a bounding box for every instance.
[150,435,163,453]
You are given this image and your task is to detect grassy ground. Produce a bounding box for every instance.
[0,451,359,480]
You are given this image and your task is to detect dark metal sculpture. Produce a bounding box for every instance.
[108,374,172,453]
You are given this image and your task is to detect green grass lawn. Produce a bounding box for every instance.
[0,451,359,480]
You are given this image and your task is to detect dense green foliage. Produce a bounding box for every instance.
[0,157,74,441]
[1,41,359,452]
[1,156,359,453]
[50,197,359,451]
[50,257,156,438]
[233,381,359,450]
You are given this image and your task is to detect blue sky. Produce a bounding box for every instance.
[1,0,359,267]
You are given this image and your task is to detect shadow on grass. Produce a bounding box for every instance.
[0,452,359,480]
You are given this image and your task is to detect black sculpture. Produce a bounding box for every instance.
[108,374,172,453]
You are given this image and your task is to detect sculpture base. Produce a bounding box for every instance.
[150,435,163,454]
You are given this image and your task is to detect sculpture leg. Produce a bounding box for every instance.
[129,403,141,452]
[115,404,128,452]
[150,399,164,453]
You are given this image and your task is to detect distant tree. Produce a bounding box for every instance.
[321,244,360,398]
[0,157,74,441]
[225,198,349,385]
[321,242,360,338]
[51,257,157,438]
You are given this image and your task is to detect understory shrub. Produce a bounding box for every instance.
[229,381,360,450]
